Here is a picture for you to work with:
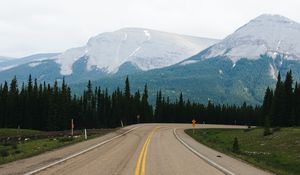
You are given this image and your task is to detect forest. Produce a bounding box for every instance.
[0,71,298,131]
[262,70,300,127]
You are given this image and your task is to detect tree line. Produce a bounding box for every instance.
[0,76,152,130]
[262,70,300,127]
[2,72,298,131]
[154,91,261,125]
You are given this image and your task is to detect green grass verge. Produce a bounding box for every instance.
[0,128,42,137]
[0,136,83,165]
[0,129,114,165]
[185,128,300,175]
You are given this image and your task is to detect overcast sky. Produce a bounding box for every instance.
[1,0,300,57]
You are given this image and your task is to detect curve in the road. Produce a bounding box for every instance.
[135,127,158,175]
[173,128,235,175]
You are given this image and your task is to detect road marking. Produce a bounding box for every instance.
[135,127,158,175]
[173,128,236,175]
[24,126,141,175]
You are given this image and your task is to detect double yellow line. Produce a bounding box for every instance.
[135,127,158,175]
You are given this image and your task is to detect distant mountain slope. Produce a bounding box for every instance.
[0,53,59,72]
[200,14,300,62]
[0,28,218,83]
[55,28,219,75]
[74,14,300,105]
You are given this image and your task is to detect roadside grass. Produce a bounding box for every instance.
[185,127,300,175]
[0,128,115,165]
[0,128,42,137]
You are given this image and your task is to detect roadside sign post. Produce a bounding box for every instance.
[71,119,74,136]
[84,128,87,140]
[192,119,196,134]
[137,115,140,124]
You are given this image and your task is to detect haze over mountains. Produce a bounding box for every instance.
[1,14,300,104]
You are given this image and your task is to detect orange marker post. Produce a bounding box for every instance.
[192,119,196,134]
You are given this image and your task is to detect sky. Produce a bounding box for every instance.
[1,0,300,57]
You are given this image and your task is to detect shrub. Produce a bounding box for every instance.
[272,127,281,133]
[14,150,21,154]
[11,142,18,149]
[232,137,240,153]
[0,149,9,157]
[2,142,11,146]
[58,137,74,142]
[263,127,272,136]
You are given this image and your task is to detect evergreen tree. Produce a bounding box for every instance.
[283,70,293,125]
[294,83,300,125]
[262,87,273,125]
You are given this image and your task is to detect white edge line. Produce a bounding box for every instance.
[173,128,236,175]
[25,126,141,175]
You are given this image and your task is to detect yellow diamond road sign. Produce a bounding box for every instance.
[192,119,196,128]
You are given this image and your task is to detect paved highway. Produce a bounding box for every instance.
[0,124,272,175]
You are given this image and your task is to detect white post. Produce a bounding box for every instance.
[84,129,87,140]
[120,120,124,127]
[71,119,74,136]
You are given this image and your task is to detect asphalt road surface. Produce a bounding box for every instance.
[0,124,273,175]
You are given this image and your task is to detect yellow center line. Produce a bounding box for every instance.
[135,127,158,175]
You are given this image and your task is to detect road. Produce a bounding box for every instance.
[0,124,272,175]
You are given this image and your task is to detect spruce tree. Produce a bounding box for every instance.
[283,70,293,125]
[262,87,273,125]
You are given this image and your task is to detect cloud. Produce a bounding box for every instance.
[0,0,300,57]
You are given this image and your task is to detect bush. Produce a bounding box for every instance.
[263,127,272,136]
[0,149,9,157]
[232,137,240,153]
[2,142,11,146]
[11,142,18,150]
[272,127,281,133]
[14,150,21,154]
[58,137,74,142]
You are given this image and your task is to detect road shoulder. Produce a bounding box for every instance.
[175,126,273,175]
[0,125,138,175]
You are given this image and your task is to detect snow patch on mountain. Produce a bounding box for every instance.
[56,47,86,75]
[55,28,219,75]
[232,63,236,68]
[269,64,278,80]
[0,65,17,71]
[144,30,151,40]
[203,14,300,63]
[180,60,199,66]
[219,69,223,74]
[28,62,44,67]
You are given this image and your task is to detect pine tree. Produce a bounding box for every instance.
[294,83,300,125]
[124,76,130,99]
[154,90,162,122]
[141,84,151,122]
[270,72,285,126]
[262,87,273,125]
[283,70,293,125]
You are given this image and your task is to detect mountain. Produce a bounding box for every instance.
[200,14,300,63]
[56,28,218,75]
[0,28,218,83]
[0,53,59,72]
[2,14,299,105]
[80,14,300,105]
